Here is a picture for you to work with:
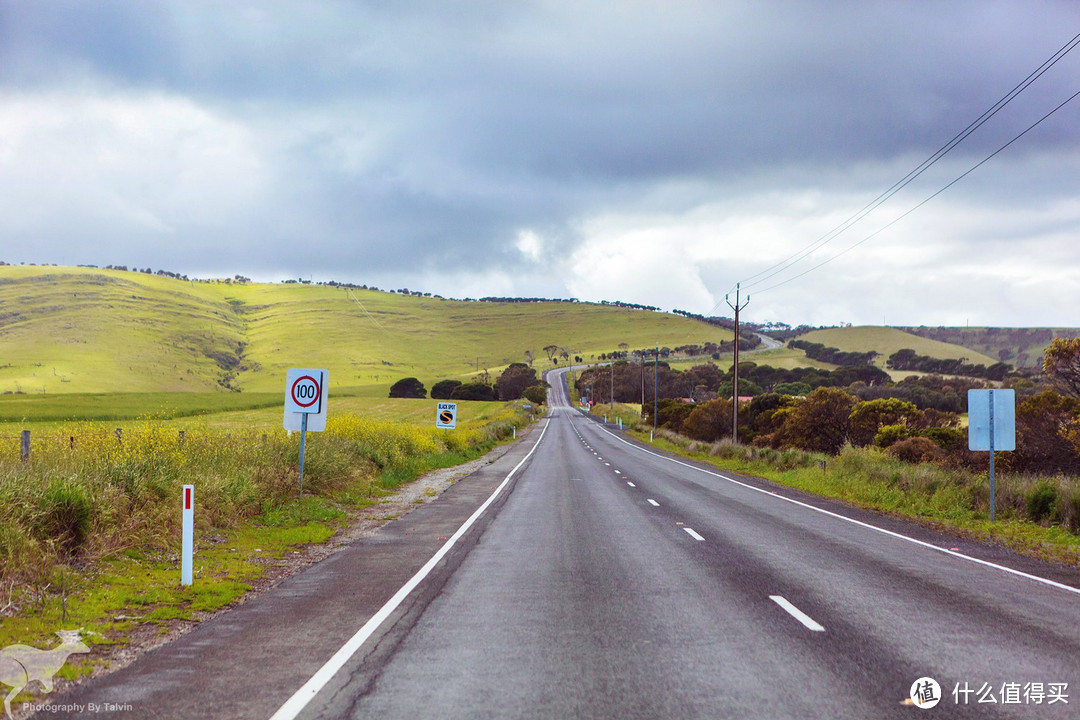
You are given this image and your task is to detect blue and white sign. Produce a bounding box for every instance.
[436,402,457,429]
[968,389,1015,452]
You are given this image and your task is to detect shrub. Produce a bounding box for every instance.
[36,479,93,555]
[874,424,912,449]
[772,387,855,454]
[887,436,945,465]
[388,377,427,399]
[522,385,547,405]
[849,398,919,447]
[431,379,462,399]
[450,382,496,401]
[918,427,967,454]
[1025,482,1059,524]
[681,398,732,442]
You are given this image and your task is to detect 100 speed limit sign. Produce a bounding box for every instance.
[285,369,325,415]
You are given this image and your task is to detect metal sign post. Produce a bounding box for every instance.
[968,389,1015,522]
[285,369,328,497]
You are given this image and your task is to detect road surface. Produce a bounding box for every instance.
[45,368,1080,719]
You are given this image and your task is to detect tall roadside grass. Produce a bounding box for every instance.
[643,430,1080,567]
[0,403,531,596]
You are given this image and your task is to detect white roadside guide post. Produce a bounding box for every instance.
[968,389,1016,522]
[284,369,329,497]
[181,484,194,586]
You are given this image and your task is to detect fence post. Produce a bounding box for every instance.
[115,428,123,443]
[21,430,30,461]
[178,430,185,445]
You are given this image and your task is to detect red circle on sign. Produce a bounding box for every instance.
[291,375,321,408]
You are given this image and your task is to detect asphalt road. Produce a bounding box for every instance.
[44,369,1080,719]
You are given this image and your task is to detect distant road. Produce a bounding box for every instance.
[754,331,783,350]
[49,367,1080,719]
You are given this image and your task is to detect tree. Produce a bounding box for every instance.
[681,398,732,442]
[522,385,547,405]
[496,363,538,401]
[848,398,920,447]
[524,350,534,367]
[542,345,559,363]
[774,381,812,396]
[389,377,426,399]
[431,379,462,399]
[1043,337,1080,397]
[773,387,856,454]
[1007,391,1080,474]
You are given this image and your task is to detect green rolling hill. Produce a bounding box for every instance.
[0,266,732,396]
[799,326,998,370]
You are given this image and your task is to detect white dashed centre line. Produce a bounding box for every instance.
[626,482,636,488]
[770,595,826,632]
[683,527,705,541]
[614,469,621,474]
[647,499,659,507]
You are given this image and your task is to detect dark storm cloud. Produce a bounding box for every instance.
[1,1,1078,322]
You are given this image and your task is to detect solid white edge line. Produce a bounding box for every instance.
[647,499,660,507]
[770,595,825,632]
[268,420,551,720]
[588,417,1080,598]
[684,527,705,541]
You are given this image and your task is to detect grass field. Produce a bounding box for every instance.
[801,326,997,368]
[0,266,731,396]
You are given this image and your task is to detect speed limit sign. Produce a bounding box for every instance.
[286,370,324,414]
[284,368,328,432]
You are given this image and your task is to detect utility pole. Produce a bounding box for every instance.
[725,283,750,443]
[653,340,659,432]
[640,351,645,417]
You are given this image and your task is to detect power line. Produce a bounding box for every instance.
[752,86,1080,294]
[726,29,1080,299]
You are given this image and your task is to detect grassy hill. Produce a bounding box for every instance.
[897,326,1080,369]
[799,327,997,370]
[0,266,732,396]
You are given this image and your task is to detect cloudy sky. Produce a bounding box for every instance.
[1,1,1078,326]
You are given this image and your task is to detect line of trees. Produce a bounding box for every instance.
[390,363,547,404]
[788,340,878,366]
[886,349,1013,381]
[636,337,1080,483]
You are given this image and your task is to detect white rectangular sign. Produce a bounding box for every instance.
[436,402,457,429]
[968,389,1016,452]
[284,368,328,432]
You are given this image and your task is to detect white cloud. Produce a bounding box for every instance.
[0,90,266,241]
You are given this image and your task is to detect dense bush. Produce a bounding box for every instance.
[522,385,547,405]
[388,377,427,399]
[681,398,732,443]
[887,437,945,464]
[495,363,538,401]
[430,379,462,399]
[450,382,497,401]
